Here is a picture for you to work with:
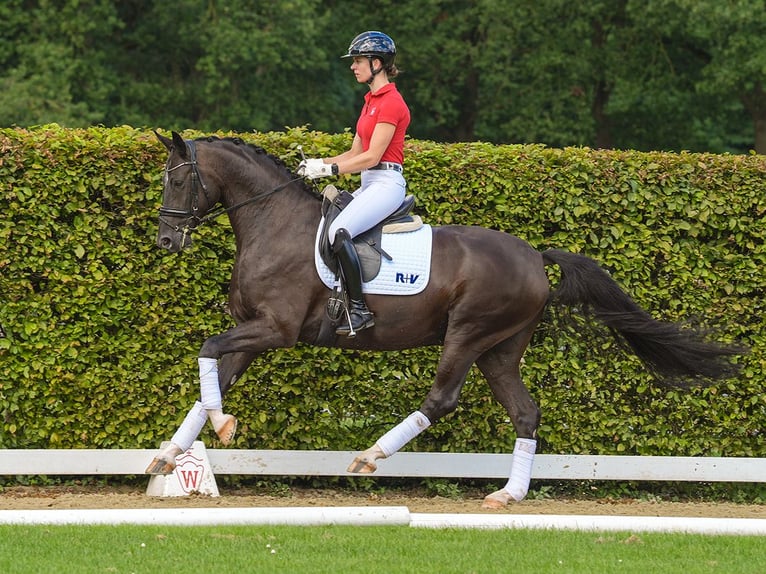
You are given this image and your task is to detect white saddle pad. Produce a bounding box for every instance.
[314,221,433,295]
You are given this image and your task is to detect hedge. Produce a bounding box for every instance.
[0,125,763,459]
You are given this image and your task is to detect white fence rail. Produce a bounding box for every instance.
[0,450,764,483]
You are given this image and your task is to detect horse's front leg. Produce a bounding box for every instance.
[197,355,238,444]
[145,341,263,474]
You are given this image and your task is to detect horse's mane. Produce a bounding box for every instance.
[194,135,319,198]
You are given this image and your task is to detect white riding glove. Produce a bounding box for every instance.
[297,158,335,179]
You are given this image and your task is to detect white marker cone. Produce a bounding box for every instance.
[146,441,219,497]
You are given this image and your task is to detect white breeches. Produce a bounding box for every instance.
[328,169,406,241]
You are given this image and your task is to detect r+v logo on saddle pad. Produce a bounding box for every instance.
[396,272,420,284]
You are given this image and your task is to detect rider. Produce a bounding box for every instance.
[298,31,411,336]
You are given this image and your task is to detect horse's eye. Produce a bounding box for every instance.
[172,179,184,188]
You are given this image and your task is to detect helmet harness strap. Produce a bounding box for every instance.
[366,56,384,85]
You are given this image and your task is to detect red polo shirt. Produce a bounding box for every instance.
[356,83,410,165]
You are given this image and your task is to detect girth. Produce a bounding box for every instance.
[318,185,422,282]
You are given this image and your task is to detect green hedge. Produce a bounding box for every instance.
[1,125,763,458]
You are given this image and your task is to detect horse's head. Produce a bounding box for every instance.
[155,131,219,252]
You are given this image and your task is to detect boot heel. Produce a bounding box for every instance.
[336,303,375,336]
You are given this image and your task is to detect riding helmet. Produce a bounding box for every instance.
[342,31,396,67]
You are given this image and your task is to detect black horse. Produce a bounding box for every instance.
[146,131,743,508]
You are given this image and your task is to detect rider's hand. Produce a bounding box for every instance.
[297,158,336,179]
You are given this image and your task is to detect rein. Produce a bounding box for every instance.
[158,139,304,234]
[200,176,303,225]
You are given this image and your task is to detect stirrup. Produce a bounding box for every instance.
[336,305,375,337]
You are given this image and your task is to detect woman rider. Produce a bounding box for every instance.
[298,31,411,336]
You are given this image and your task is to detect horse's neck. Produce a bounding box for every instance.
[224,171,318,248]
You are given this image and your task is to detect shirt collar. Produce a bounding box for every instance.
[366,83,396,100]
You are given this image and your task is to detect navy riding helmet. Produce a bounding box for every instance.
[342,31,397,67]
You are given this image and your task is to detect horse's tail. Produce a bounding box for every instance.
[541,248,746,385]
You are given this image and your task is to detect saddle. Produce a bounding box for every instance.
[317,185,423,282]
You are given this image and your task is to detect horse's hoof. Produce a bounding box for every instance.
[481,491,510,509]
[480,497,506,510]
[347,457,377,474]
[215,414,237,446]
[145,457,176,475]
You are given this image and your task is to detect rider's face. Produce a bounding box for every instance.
[350,56,377,83]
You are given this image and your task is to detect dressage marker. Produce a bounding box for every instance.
[145,441,218,497]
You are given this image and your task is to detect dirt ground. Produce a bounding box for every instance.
[1,484,764,518]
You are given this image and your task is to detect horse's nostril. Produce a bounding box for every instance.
[158,236,173,250]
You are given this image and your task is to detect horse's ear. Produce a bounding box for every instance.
[171,131,188,159]
[155,130,173,151]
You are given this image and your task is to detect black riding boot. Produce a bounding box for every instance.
[333,229,375,336]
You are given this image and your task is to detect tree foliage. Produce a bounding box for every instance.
[0,0,763,152]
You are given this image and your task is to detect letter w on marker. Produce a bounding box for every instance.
[179,470,200,490]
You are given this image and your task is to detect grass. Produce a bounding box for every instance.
[0,524,763,574]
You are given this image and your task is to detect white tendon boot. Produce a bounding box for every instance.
[171,401,209,452]
[198,357,237,445]
[482,438,537,508]
[145,401,208,474]
[347,411,431,473]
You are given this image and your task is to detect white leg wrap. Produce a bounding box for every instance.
[503,438,537,501]
[375,411,431,458]
[169,401,208,452]
[198,357,222,410]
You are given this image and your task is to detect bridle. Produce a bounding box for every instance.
[158,140,209,235]
[158,139,304,238]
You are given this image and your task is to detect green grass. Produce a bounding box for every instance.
[0,525,763,574]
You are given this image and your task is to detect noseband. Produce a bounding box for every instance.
[158,140,209,235]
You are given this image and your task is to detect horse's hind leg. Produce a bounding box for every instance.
[475,324,542,508]
[346,410,434,474]
[346,344,476,474]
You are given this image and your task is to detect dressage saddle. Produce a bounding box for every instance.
[317,185,422,282]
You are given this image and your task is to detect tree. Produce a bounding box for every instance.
[682,0,766,153]
[630,0,762,153]
[0,0,121,127]
[191,0,338,131]
[0,0,759,152]
[471,0,600,146]
[105,0,337,131]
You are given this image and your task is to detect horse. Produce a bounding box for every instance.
[146,131,744,508]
